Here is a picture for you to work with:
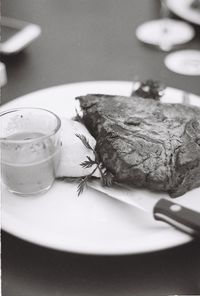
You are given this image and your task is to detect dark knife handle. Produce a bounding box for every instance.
[153,199,200,238]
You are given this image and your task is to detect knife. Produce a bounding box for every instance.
[88,180,200,238]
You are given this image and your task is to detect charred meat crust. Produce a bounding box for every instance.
[77,94,200,197]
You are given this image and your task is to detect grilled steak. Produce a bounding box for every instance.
[77,94,200,197]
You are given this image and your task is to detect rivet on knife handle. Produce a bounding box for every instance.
[153,199,200,238]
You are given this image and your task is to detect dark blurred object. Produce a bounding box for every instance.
[191,0,200,10]
[131,79,166,100]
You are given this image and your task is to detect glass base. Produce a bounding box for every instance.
[136,19,195,52]
[6,182,54,197]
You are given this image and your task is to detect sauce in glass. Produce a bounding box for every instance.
[1,132,61,195]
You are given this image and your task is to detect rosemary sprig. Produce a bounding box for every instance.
[80,156,96,168]
[57,134,114,195]
[75,133,94,151]
[77,176,89,196]
[77,166,98,196]
[76,134,114,195]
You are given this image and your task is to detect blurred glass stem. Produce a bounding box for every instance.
[160,0,170,21]
[159,0,173,51]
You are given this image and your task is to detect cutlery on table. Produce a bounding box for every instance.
[88,180,200,238]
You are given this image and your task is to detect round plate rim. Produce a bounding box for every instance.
[1,80,198,255]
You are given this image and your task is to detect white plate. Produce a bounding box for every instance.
[165,50,200,75]
[1,81,200,255]
[167,0,200,26]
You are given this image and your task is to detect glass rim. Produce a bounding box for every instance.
[0,107,61,143]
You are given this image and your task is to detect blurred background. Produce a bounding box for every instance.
[1,0,200,105]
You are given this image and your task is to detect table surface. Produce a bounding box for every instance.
[1,1,200,295]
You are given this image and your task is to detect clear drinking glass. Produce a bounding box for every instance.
[0,108,61,196]
[158,0,195,51]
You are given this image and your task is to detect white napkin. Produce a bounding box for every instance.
[56,118,100,178]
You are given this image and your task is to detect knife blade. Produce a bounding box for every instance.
[88,180,200,238]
